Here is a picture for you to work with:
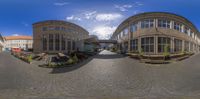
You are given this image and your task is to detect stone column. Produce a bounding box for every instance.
[181,25,184,33]
[182,40,185,52]
[138,37,141,52]
[154,19,158,28]
[171,37,174,53]
[189,42,191,52]
[170,21,173,29]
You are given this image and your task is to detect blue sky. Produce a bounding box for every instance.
[0,0,200,39]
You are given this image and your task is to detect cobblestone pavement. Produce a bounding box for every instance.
[0,50,200,99]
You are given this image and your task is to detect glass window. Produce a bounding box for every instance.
[61,35,66,50]
[49,26,55,30]
[124,28,129,36]
[42,35,47,51]
[67,40,71,51]
[158,20,170,28]
[184,41,189,52]
[141,19,154,29]
[131,23,137,32]
[158,37,170,53]
[174,39,182,53]
[55,27,60,30]
[130,39,138,52]
[61,27,66,31]
[72,41,76,50]
[55,34,60,51]
[174,22,182,32]
[184,26,189,34]
[141,37,154,53]
[42,27,47,31]
[49,34,54,51]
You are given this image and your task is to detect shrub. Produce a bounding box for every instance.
[72,54,78,63]
[139,48,144,56]
[66,58,74,64]
[27,55,32,63]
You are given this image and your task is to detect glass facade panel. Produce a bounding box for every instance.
[49,34,54,51]
[174,22,182,32]
[61,35,66,50]
[131,23,137,32]
[174,39,182,52]
[72,41,76,50]
[67,40,71,51]
[184,41,189,52]
[42,35,47,51]
[141,19,154,29]
[158,37,170,53]
[130,39,138,52]
[158,20,170,28]
[141,37,154,53]
[184,26,189,34]
[55,34,60,51]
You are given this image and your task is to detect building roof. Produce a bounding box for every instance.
[4,36,33,40]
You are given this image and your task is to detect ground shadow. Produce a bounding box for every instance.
[50,56,94,74]
[94,54,127,59]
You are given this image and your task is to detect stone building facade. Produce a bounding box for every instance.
[4,36,33,51]
[33,20,89,53]
[111,12,200,55]
[0,33,5,52]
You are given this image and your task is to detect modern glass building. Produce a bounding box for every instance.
[33,20,89,53]
[111,12,200,55]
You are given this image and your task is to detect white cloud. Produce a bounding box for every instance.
[66,15,82,21]
[84,11,97,19]
[66,12,122,22]
[114,4,133,12]
[92,25,117,39]
[135,2,144,6]
[12,34,20,36]
[54,2,68,6]
[115,2,144,12]
[95,13,122,21]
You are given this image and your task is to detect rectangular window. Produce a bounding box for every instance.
[55,34,60,51]
[67,40,71,51]
[158,37,170,53]
[42,35,47,51]
[55,27,60,30]
[141,19,154,29]
[72,41,76,50]
[174,22,181,32]
[49,34,54,51]
[158,20,170,28]
[124,28,129,36]
[42,27,47,31]
[174,39,182,53]
[184,26,189,34]
[131,23,137,33]
[61,35,66,50]
[141,37,154,53]
[130,39,138,52]
[184,41,189,52]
